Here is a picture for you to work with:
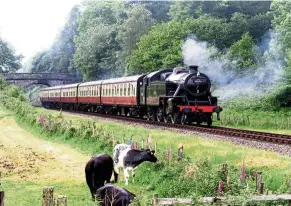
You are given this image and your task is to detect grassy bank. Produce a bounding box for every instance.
[214,96,291,132]
[1,82,291,205]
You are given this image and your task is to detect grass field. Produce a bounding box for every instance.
[2,106,291,205]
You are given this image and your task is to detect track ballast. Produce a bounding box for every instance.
[47,108,291,145]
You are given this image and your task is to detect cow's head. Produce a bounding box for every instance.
[142,149,158,163]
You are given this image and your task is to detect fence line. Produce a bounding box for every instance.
[42,186,67,206]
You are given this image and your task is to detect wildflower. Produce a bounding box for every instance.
[167,148,172,160]
[217,181,224,194]
[241,162,246,183]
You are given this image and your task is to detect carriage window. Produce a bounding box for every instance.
[128,84,130,96]
[124,84,127,96]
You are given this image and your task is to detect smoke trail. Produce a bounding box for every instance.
[182,32,283,103]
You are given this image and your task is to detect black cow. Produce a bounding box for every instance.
[113,144,158,185]
[85,154,118,200]
[96,184,136,206]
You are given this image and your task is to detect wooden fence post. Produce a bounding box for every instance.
[141,140,144,149]
[56,195,67,206]
[178,144,183,161]
[256,172,263,194]
[155,142,157,154]
[42,186,54,206]
[152,194,158,206]
[0,192,4,206]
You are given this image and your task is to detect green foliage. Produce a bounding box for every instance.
[126,16,232,75]
[73,1,156,80]
[30,6,80,76]
[228,33,258,69]
[0,37,23,72]
[168,1,271,20]
[271,1,291,84]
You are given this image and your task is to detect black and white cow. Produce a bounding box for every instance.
[113,144,158,185]
[85,154,119,200]
[96,184,135,206]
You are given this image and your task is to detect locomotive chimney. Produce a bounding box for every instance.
[188,65,198,73]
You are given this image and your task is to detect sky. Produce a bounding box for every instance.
[0,0,82,65]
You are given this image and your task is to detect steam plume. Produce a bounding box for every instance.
[182,32,283,104]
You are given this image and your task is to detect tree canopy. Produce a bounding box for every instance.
[0,37,23,73]
[27,0,281,84]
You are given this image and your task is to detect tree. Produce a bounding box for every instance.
[51,5,80,74]
[73,1,125,80]
[271,0,291,84]
[126,16,234,75]
[0,37,23,73]
[129,1,172,22]
[30,6,80,75]
[169,1,271,21]
[228,33,258,70]
[115,4,154,72]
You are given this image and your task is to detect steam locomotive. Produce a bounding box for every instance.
[40,65,222,126]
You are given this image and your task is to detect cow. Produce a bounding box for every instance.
[85,154,119,200]
[113,144,158,185]
[95,184,136,206]
[113,144,131,165]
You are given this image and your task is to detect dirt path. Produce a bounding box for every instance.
[0,116,90,183]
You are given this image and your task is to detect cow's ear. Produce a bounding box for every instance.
[151,150,155,154]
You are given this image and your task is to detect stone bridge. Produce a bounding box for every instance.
[0,72,78,87]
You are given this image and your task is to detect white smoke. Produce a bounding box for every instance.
[182,32,283,104]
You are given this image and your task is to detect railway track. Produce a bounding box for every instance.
[46,108,291,145]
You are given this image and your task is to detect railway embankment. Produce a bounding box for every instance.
[1,82,291,205]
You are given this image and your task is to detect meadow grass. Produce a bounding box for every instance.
[2,102,291,205]
[34,107,291,193]
[1,180,96,206]
[213,109,291,134]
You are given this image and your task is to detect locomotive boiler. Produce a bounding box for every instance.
[40,65,222,127]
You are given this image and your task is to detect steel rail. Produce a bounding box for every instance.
[47,108,291,145]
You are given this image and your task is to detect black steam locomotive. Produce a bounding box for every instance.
[40,65,222,127]
[142,65,222,126]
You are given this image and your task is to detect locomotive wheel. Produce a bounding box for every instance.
[181,114,187,125]
[171,112,181,124]
[196,118,201,126]
[156,108,164,122]
[163,115,168,123]
[207,116,212,127]
[147,110,156,121]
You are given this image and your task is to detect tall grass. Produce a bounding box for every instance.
[1,77,291,205]
[215,95,291,130]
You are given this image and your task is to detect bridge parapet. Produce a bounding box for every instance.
[1,73,75,81]
[0,72,78,87]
